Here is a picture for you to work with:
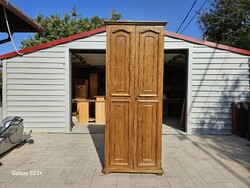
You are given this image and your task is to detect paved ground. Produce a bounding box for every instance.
[0,121,249,188]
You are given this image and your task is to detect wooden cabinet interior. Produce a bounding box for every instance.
[72,69,106,123]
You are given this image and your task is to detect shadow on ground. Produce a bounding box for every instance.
[173,132,250,186]
[87,124,105,168]
[162,117,186,135]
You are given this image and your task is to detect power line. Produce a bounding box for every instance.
[176,0,197,33]
[180,0,208,34]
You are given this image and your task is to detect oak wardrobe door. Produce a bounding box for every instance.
[105,25,136,171]
[134,26,164,171]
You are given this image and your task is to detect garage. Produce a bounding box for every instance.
[0,26,249,134]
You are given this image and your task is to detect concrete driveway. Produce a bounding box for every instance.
[0,123,249,188]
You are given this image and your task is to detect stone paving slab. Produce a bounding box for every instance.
[0,123,249,188]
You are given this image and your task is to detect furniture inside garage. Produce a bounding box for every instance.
[71,51,106,124]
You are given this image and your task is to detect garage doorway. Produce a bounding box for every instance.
[163,50,188,133]
[69,50,106,129]
[68,49,189,133]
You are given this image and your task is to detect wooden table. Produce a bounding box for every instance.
[73,97,106,124]
[94,96,106,124]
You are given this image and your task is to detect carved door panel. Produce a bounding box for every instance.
[105,25,135,170]
[134,26,164,170]
[105,22,165,174]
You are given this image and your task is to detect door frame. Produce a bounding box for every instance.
[65,48,71,132]
[65,46,193,134]
[164,46,193,134]
[65,48,106,132]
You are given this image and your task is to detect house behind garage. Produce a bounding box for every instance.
[0,27,249,134]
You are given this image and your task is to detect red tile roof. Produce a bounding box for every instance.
[1,26,249,60]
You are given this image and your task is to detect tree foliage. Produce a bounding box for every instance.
[198,0,250,50]
[21,8,122,48]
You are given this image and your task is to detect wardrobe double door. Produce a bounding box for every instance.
[105,23,164,174]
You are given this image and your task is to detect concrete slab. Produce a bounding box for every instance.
[0,122,249,188]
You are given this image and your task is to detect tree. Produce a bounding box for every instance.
[198,0,250,50]
[21,8,122,48]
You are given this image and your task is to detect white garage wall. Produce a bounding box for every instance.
[2,32,107,132]
[165,35,250,134]
[2,31,249,134]
[65,32,106,49]
[191,45,249,134]
[3,46,66,132]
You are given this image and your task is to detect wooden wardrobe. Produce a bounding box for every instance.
[104,21,166,174]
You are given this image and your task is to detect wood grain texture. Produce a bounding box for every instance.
[108,99,133,168]
[77,101,89,123]
[105,25,135,173]
[134,26,164,172]
[95,96,106,124]
[104,22,165,174]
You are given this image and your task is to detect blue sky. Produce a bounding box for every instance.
[0,0,209,55]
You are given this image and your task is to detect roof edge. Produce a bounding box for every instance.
[0,26,106,60]
[165,30,250,56]
[0,0,45,32]
[1,26,249,60]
